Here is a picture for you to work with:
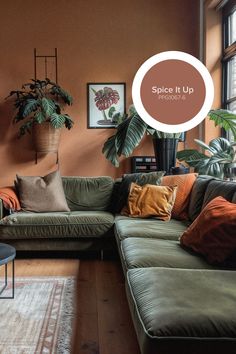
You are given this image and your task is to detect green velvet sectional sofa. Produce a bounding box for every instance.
[0,174,236,354]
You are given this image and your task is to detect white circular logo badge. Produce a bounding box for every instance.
[132,51,214,133]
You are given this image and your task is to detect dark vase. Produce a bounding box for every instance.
[153,138,178,174]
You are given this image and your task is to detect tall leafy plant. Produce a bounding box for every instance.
[103,106,236,167]
[7,78,74,137]
[102,106,182,167]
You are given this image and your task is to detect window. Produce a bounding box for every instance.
[228,10,236,45]
[223,2,236,141]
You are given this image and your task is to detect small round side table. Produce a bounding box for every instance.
[0,243,16,299]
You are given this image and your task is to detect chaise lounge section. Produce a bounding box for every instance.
[126,267,236,354]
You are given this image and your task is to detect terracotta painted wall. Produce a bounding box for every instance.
[0,0,200,186]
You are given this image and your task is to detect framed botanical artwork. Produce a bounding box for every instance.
[87,83,126,128]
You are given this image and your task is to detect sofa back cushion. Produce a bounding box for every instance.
[62,176,114,211]
[188,175,215,221]
[202,179,236,209]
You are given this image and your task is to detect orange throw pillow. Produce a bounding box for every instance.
[180,197,236,264]
[161,173,197,220]
[121,183,177,221]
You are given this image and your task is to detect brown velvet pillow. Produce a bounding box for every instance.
[15,170,70,212]
[161,173,197,220]
[122,183,177,221]
[180,196,236,264]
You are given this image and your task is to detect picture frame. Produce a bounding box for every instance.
[87,83,126,128]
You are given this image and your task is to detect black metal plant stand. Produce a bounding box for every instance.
[34,48,58,84]
[33,48,59,165]
[0,243,16,299]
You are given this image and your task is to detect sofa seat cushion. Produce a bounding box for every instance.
[115,215,189,241]
[0,211,114,239]
[121,238,213,270]
[127,268,236,354]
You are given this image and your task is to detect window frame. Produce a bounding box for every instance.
[222,1,236,140]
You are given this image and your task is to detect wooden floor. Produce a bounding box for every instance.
[74,260,140,354]
[5,258,140,354]
[13,258,80,277]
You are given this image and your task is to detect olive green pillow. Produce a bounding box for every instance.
[15,170,70,212]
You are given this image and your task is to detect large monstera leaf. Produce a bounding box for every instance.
[208,109,236,140]
[102,114,147,167]
[177,137,234,178]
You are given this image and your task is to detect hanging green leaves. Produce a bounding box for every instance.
[7,78,74,137]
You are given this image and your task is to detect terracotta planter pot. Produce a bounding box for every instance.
[32,122,61,153]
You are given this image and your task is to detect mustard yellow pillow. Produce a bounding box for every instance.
[122,183,177,221]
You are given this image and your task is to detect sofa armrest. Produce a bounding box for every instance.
[0,199,10,219]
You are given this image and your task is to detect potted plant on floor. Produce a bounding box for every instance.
[102,105,183,173]
[7,78,74,154]
[177,138,236,179]
[176,109,236,179]
[102,107,236,175]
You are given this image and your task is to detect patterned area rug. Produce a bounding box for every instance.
[0,277,75,353]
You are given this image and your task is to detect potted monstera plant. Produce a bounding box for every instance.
[176,110,236,179]
[7,78,74,155]
[102,107,236,175]
[177,137,236,179]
